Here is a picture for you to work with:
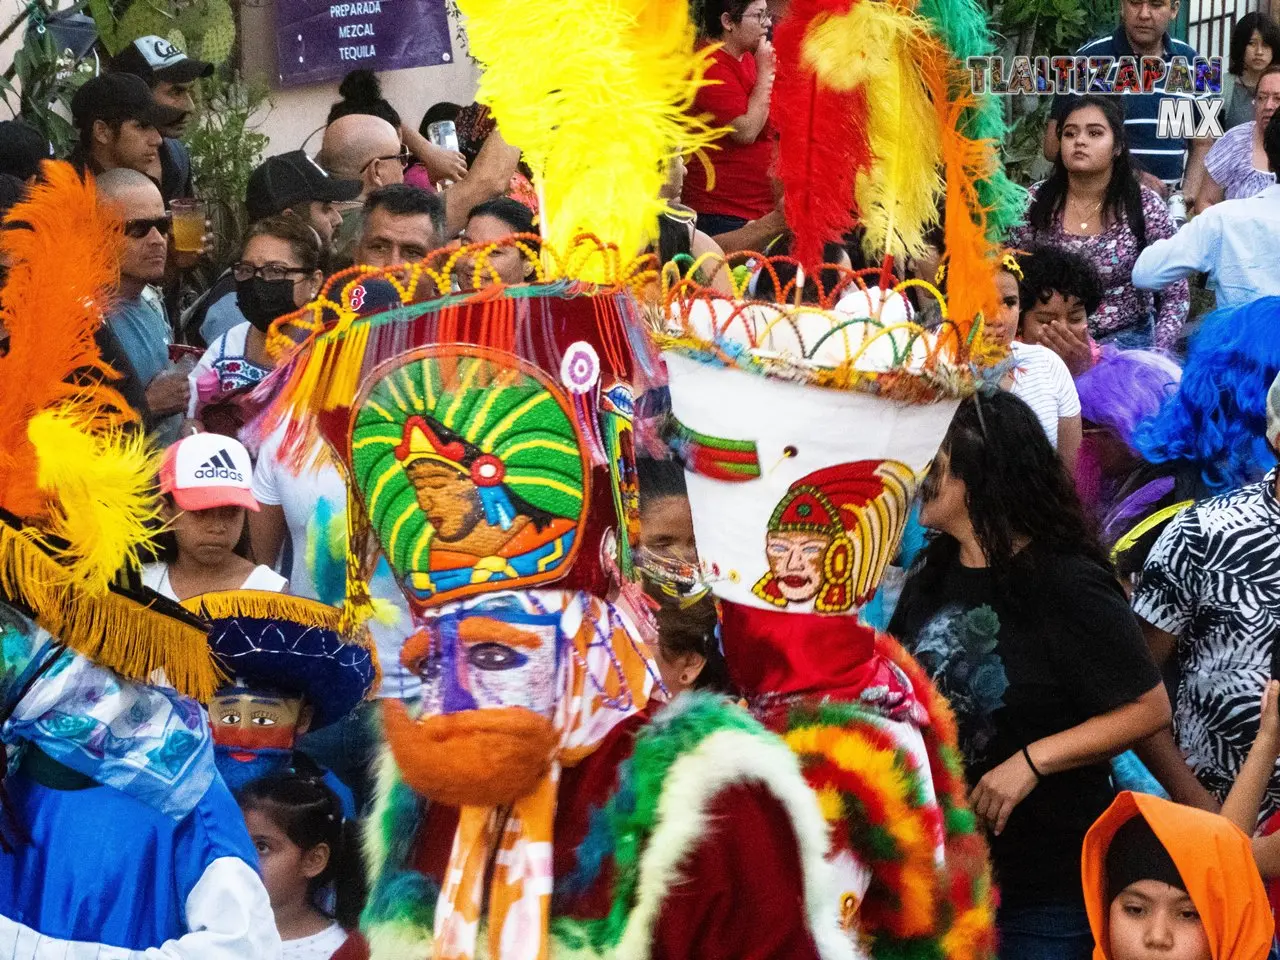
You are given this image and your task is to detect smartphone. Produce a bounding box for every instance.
[427,120,460,154]
[1270,629,1280,681]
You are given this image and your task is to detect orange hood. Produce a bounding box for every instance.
[1082,792,1272,960]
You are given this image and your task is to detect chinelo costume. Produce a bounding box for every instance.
[258,241,855,960]
[0,163,280,957]
[646,1,1025,958]
[253,2,863,957]
[180,590,379,815]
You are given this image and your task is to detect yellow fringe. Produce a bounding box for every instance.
[0,523,222,702]
[180,590,348,634]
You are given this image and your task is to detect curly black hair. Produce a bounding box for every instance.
[912,390,1110,605]
[1016,244,1104,319]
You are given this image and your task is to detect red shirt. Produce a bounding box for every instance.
[683,46,777,221]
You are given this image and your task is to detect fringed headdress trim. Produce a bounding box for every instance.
[0,519,221,702]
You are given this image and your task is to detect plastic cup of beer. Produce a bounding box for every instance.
[170,198,206,254]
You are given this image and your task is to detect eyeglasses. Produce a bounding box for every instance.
[744,10,772,23]
[232,261,309,282]
[363,146,412,174]
[123,214,172,239]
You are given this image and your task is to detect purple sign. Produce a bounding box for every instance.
[275,0,452,88]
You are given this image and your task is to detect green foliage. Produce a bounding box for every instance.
[88,0,236,64]
[0,6,95,157]
[186,71,270,273]
[984,0,1121,184]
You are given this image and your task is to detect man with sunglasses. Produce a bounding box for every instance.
[97,168,190,445]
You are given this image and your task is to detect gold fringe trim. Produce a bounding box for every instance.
[180,589,351,635]
[0,523,222,702]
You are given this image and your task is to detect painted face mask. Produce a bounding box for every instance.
[208,687,304,792]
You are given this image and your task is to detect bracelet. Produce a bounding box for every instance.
[1022,744,1043,782]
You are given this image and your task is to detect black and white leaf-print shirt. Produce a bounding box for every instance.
[1133,469,1280,815]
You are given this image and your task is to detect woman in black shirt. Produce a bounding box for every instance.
[889,390,1169,960]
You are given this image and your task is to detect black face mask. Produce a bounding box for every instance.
[236,277,298,332]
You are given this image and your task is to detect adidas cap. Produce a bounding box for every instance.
[160,433,259,512]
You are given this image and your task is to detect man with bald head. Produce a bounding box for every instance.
[321,109,520,267]
[319,114,406,263]
[96,167,189,443]
[320,113,406,195]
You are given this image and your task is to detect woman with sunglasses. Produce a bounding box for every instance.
[188,214,323,431]
[888,390,1169,960]
[683,0,777,238]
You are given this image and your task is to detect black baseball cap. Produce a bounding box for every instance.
[245,150,362,222]
[0,120,52,181]
[70,73,187,132]
[113,35,214,84]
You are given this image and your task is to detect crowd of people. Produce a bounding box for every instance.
[2,0,1280,958]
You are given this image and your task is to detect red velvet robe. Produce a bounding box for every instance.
[339,713,824,959]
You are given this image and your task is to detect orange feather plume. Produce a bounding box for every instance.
[0,161,130,522]
[917,40,1001,351]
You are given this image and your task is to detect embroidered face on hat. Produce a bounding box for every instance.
[658,266,973,620]
[754,461,916,613]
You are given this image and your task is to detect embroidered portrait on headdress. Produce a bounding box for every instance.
[752,460,918,613]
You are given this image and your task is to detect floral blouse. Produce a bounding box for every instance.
[1008,182,1189,351]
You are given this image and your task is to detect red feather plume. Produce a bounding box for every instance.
[772,0,873,273]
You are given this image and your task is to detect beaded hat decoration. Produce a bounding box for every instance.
[261,236,661,632]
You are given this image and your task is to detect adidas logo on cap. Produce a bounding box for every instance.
[194,450,244,483]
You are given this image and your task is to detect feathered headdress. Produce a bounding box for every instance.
[453,0,722,274]
[772,0,1008,333]
[914,0,1028,239]
[0,162,217,701]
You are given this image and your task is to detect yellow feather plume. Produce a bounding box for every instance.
[804,3,943,260]
[454,0,722,276]
[28,408,162,595]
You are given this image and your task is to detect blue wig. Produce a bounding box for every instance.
[1133,298,1280,492]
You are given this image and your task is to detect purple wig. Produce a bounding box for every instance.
[1076,347,1182,451]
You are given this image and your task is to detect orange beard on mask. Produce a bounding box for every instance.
[382,700,559,807]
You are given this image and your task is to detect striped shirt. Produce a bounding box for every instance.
[1204,121,1275,199]
[1052,27,1203,185]
[1009,341,1082,448]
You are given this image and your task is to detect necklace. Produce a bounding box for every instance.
[1068,196,1104,231]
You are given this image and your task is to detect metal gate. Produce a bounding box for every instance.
[1187,0,1274,59]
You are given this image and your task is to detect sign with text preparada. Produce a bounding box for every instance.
[275,0,452,87]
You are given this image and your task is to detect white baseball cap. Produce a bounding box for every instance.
[160,433,259,512]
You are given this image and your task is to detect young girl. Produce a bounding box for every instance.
[990,254,1083,473]
[651,595,732,699]
[1015,244,1104,378]
[1082,792,1271,960]
[142,433,287,600]
[238,773,360,959]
